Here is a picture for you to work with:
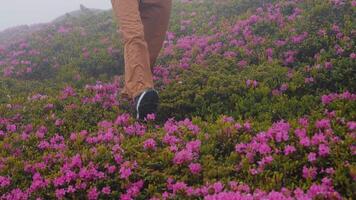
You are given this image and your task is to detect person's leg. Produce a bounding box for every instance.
[111,0,154,99]
[139,0,172,71]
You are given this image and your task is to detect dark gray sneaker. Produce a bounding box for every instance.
[134,89,159,120]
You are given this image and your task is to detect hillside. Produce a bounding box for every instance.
[0,0,355,199]
[52,5,105,23]
[0,5,107,46]
[0,24,47,46]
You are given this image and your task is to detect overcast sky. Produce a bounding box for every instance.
[0,0,112,31]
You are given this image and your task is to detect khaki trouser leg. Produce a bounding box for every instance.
[111,0,172,99]
[140,0,172,71]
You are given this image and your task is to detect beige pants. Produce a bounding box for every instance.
[111,0,172,99]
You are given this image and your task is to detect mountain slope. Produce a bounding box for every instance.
[0,0,355,199]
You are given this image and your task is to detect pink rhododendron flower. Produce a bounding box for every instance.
[211,182,224,193]
[115,113,130,126]
[186,140,201,153]
[87,187,99,200]
[120,162,133,180]
[0,176,11,188]
[302,166,317,180]
[55,119,64,126]
[318,144,330,156]
[0,130,5,137]
[347,121,356,130]
[331,0,345,6]
[143,138,157,150]
[189,163,202,174]
[308,152,317,162]
[284,145,296,155]
[350,52,356,59]
[246,79,258,88]
[352,1,356,6]
[102,186,111,195]
[315,119,331,129]
[55,189,66,199]
[237,60,248,68]
[6,124,16,133]
[173,149,194,165]
[249,168,259,175]
[334,44,344,55]
[324,61,333,70]
[145,113,156,121]
[223,51,237,59]
[124,123,146,136]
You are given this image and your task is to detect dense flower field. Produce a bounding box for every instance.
[0,0,355,199]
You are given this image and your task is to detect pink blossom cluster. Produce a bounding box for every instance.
[124,122,146,136]
[321,91,356,105]
[0,111,153,199]
[153,65,171,85]
[0,176,11,188]
[82,80,120,109]
[143,138,157,150]
[162,1,310,72]
[246,79,258,88]
[28,93,48,101]
[0,40,39,77]
[330,0,346,6]
[59,86,77,100]
[159,177,341,199]
[85,121,120,144]
[57,26,72,34]
[154,0,354,89]
[0,104,354,199]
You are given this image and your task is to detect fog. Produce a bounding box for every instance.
[0,0,112,31]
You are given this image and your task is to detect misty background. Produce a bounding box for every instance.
[0,0,112,31]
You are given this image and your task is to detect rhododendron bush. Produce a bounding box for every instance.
[1,0,355,199]
[0,88,355,199]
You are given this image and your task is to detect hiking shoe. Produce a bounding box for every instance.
[134,89,159,120]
